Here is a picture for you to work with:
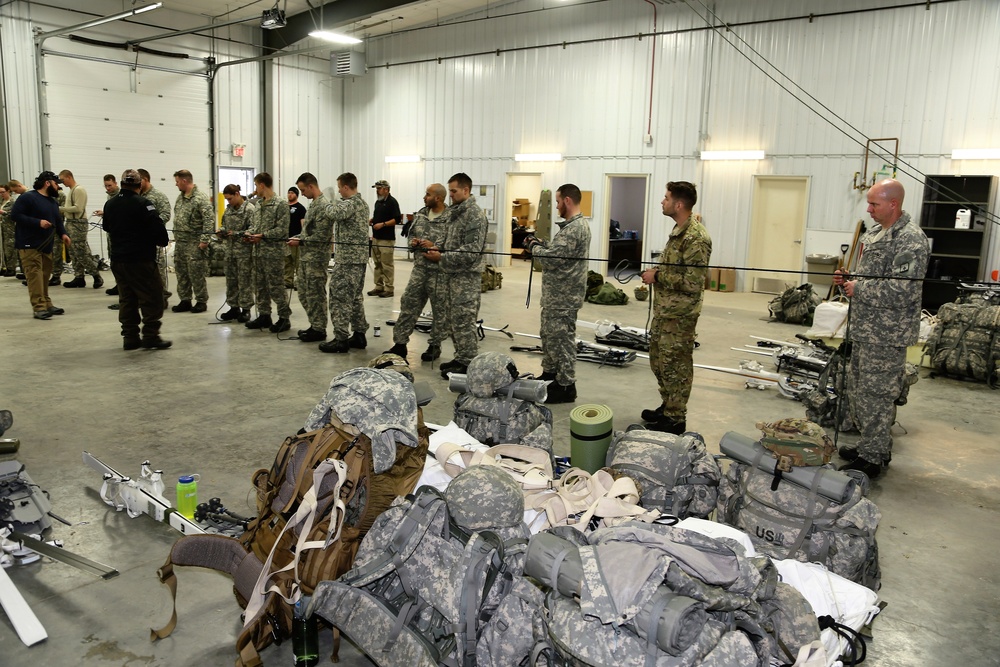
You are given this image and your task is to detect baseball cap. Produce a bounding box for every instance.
[372,180,390,188]
[36,170,62,184]
[121,169,142,186]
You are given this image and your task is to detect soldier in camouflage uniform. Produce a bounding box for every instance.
[289,172,335,342]
[834,179,929,479]
[245,172,293,333]
[170,170,214,313]
[431,173,488,378]
[525,184,592,404]
[0,184,16,276]
[318,172,370,353]
[57,170,102,289]
[139,169,173,307]
[640,181,712,435]
[385,183,450,361]
[217,184,255,323]
[50,188,66,286]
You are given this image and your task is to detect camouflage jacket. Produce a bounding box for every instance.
[653,215,712,319]
[439,195,487,275]
[0,198,12,221]
[251,194,290,255]
[532,213,592,310]
[221,200,256,248]
[409,205,450,273]
[172,185,215,244]
[295,193,336,263]
[143,187,172,225]
[848,212,929,346]
[331,193,370,265]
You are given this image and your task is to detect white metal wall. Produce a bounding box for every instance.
[336,0,1000,280]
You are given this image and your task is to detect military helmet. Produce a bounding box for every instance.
[756,417,835,467]
[367,352,414,383]
[466,351,518,398]
[445,465,524,530]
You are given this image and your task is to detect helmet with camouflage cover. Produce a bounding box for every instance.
[445,465,524,530]
[367,352,414,383]
[465,351,519,398]
[756,417,835,468]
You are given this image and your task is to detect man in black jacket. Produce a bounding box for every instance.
[103,170,171,350]
[11,170,71,320]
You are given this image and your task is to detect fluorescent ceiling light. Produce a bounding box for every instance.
[951,149,1000,160]
[514,153,563,162]
[385,155,421,163]
[309,31,362,45]
[134,3,162,15]
[700,150,766,161]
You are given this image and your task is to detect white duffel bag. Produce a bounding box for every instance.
[806,300,849,338]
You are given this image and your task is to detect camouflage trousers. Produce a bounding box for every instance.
[394,268,446,345]
[65,220,98,277]
[329,262,367,342]
[445,274,481,364]
[649,313,700,420]
[157,247,169,297]
[224,246,253,309]
[174,241,209,304]
[1,217,17,272]
[284,244,299,288]
[847,343,905,464]
[253,247,291,318]
[297,259,329,330]
[540,307,579,385]
[52,235,64,278]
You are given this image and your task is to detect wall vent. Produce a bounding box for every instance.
[331,51,366,78]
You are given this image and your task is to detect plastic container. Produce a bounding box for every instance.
[373,325,381,337]
[176,474,200,519]
[293,598,319,666]
[955,209,972,229]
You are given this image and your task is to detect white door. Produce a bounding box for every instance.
[44,55,212,258]
[748,176,810,293]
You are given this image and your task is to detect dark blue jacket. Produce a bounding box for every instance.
[12,190,67,253]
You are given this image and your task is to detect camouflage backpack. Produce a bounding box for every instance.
[453,352,553,457]
[716,448,882,590]
[308,466,530,667]
[925,301,1000,384]
[151,369,428,666]
[481,264,503,292]
[757,418,835,470]
[605,428,721,519]
[768,284,822,325]
[524,524,821,667]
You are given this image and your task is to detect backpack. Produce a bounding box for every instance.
[453,352,554,458]
[586,270,604,297]
[481,264,503,292]
[924,300,1000,384]
[525,524,819,667]
[605,428,721,520]
[151,370,428,666]
[768,284,822,325]
[586,281,629,305]
[716,432,881,591]
[308,467,529,667]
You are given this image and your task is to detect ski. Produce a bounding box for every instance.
[7,530,118,579]
[82,452,204,536]
[514,332,649,361]
[0,563,47,646]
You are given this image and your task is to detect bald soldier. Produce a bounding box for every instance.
[834,179,929,479]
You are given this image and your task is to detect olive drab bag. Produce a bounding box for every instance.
[768,284,822,325]
[481,264,503,292]
[308,467,530,667]
[151,418,428,665]
[605,428,721,519]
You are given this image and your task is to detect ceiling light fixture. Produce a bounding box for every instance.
[951,149,1000,160]
[514,153,563,162]
[309,30,362,44]
[700,150,766,161]
[261,8,287,29]
[385,155,422,163]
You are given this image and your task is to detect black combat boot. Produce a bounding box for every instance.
[63,276,85,288]
[348,332,367,349]
[219,307,241,321]
[420,344,441,362]
[171,299,192,313]
[386,343,408,356]
[269,317,291,333]
[546,382,577,404]
[245,313,273,330]
[319,339,351,353]
[298,328,327,342]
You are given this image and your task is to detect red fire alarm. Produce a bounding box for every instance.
[233,144,246,158]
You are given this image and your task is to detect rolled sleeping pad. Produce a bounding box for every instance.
[524,532,706,656]
[447,374,549,403]
[570,404,614,474]
[720,431,856,504]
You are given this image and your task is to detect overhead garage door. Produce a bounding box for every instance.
[43,54,213,262]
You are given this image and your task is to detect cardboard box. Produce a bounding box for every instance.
[718,268,736,292]
[709,267,721,291]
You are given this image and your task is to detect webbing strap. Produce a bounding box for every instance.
[783,466,825,559]
[643,593,671,667]
[549,548,570,594]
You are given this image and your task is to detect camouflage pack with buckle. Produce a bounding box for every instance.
[757,418,835,471]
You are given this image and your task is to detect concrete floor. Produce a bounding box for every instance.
[0,259,997,666]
